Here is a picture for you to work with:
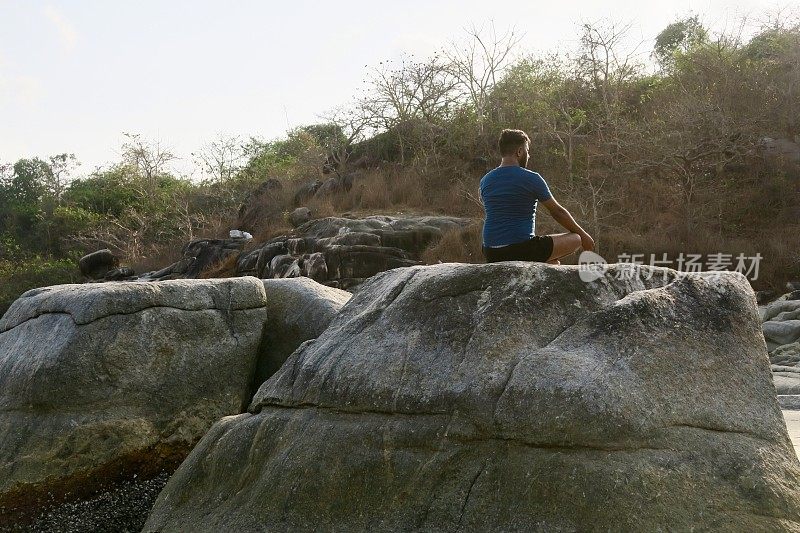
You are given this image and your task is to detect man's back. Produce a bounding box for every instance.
[479,166,552,247]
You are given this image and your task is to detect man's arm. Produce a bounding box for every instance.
[541,197,595,251]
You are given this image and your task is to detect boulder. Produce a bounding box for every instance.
[133,239,248,281]
[314,174,353,198]
[314,176,340,197]
[0,278,269,525]
[289,207,312,227]
[103,266,136,281]
[318,231,382,248]
[236,249,260,275]
[90,215,472,290]
[293,179,322,206]
[771,341,800,367]
[771,342,800,400]
[78,249,118,279]
[764,320,800,350]
[286,237,307,255]
[144,263,800,532]
[773,365,800,395]
[756,289,777,305]
[762,299,800,322]
[323,244,418,280]
[288,215,469,260]
[254,278,350,387]
[762,298,800,352]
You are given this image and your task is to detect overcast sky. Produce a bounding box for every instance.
[0,0,790,177]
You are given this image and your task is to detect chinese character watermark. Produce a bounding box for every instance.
[578,251,762,283]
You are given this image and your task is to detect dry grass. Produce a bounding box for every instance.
[305,196,338,218]
[250,218,293,248]
[189,156,799,291]
[129,242,184,274]
[198,253,239,279]
[601,224,800,292]
[235,182,296,237]
[421,223,484,264]
[300,166,484,219]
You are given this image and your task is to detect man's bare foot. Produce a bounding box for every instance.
[547,259,561,265]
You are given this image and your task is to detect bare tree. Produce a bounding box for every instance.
[170,189,209,243]
[46,153,80,205]
[193,134,245,182]
[577,18,646,164]
[446,22,523,134]
[362,54,460,162]
[563,172,623,253]
[537,55,588,181]
[319,102,371,173]
[631,95,758,238]
[120,132,176,198]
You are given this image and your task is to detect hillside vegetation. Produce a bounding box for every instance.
[1,15,799,314]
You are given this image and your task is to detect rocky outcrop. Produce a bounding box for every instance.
[138,215,473,290]
[0,278,269,525]
[773,342,800,394]
[136,237,252,281]
[244,215,472,289]
[763,291,800,406]
[314,173,353,198]
[144,263,800,532]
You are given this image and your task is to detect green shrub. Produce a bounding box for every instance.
[0,257,80,318]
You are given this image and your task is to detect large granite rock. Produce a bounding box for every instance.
[0,278,269,525]
[144,263,800,532]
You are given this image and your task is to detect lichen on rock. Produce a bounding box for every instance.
[144,263,800,532]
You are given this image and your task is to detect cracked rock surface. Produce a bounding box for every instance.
[0,277,269,527]
[144,262,800,532]
[253,278,351,390]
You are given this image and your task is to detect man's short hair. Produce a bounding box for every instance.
[498,129,530,156]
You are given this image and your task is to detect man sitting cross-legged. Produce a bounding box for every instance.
[479,128,594,265]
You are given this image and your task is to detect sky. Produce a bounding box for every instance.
[0,0,792,178]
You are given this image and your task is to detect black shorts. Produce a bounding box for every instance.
[482,235,554,263]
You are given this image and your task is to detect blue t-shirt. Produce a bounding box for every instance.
[479,166,553,247]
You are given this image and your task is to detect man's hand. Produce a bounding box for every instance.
[579,232,595,252]
[542,198,595,250]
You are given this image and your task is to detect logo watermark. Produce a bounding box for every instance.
[578,251,762,283]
